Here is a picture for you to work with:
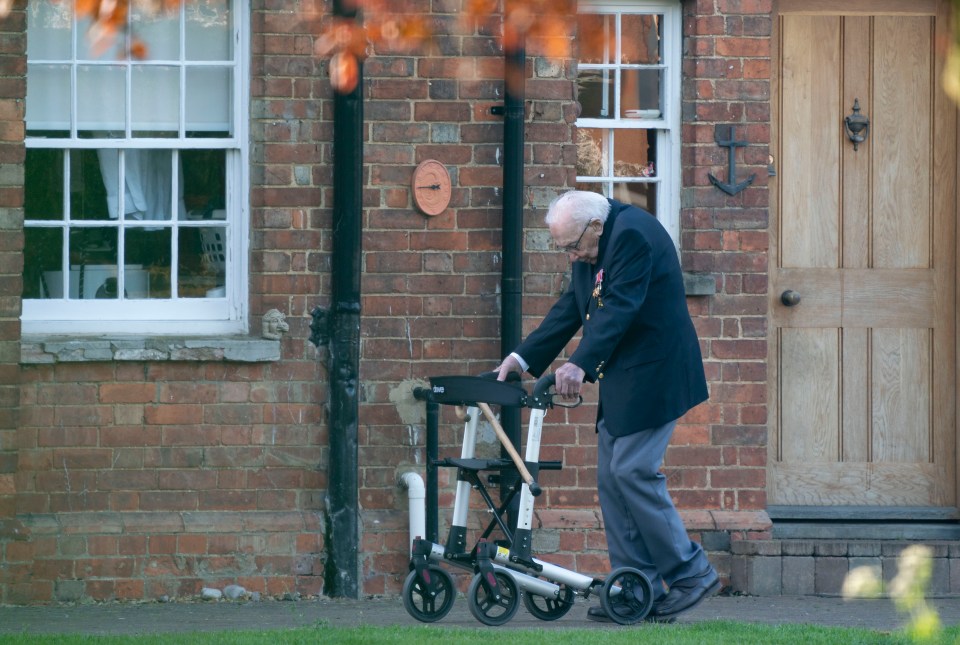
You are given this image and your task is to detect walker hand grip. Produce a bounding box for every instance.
[532,373,556,399]
[528,373,557,409]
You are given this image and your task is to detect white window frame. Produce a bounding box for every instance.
[22,0,250,336]
[576,0,682,247]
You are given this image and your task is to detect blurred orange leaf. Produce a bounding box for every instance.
[329,51,360,94]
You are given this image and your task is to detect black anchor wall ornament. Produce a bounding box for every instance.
[708,124,755,196]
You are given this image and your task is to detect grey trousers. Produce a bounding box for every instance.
[597,417,709,598]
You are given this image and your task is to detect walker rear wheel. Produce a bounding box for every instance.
[522,583,575,621]
[600,566,654,625]
[402,566,456,623]
[467,570,520,626]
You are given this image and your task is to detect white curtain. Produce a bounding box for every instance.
[96,149,187,221]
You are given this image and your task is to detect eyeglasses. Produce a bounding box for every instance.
[557,221,592,252]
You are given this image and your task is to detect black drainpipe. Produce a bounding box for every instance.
[324,0,362,599]
[500,41,525,511]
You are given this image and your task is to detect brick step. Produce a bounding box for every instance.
[729,539,960,597]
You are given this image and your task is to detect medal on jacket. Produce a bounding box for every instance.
[592,269,604,308]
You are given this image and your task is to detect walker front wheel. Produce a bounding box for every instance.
[600,566,654,625]
[402,566,456,623]
[467,570,520,626]
[522,583,575,621]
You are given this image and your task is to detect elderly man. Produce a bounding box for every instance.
[496,190,717,621]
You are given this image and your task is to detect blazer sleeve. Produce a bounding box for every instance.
[513,280,583,377]
[568,226,652,382]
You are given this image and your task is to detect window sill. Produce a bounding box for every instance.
[20,335,281,364]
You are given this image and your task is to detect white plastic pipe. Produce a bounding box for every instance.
[399,471,426,555]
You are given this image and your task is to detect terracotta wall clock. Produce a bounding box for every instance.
[411,160,452,216]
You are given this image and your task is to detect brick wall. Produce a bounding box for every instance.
[2,1,331,605]
[671,0,770,520]
[0,3,24,598]
[2,0,776,603]
[353,5,585,595]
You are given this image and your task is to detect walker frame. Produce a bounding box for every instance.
[402,372,655,626]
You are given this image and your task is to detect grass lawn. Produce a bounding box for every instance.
[1,622,958,644]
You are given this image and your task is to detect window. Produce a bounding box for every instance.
[23,0,248,335]
[576,1,681,245]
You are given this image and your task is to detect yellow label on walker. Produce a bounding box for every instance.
[497,546,510,559]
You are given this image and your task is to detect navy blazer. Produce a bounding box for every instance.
[515,199,708,436]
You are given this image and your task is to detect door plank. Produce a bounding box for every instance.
[841,269,935,327]
[773,463,951,505]
[779,328,839,463]
[841,328,870,462]
[779,15,840,269]
[779,0,938,15]
[872,17,932,269]
[871,328,931,463]
[842,16,871,269]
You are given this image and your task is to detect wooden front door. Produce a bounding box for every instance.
[769,0,958,514]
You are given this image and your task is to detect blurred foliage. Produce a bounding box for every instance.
[1,1,957,98]
[843,545,944,644]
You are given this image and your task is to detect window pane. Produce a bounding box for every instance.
[25,149,64,221]
[126,228,171,298]
[68,227,118,299]
[577,13,614,64]
[577,70,615,119]
[26,64,70,132]
[77,65,126,133]
[132,66,179,135]
[622,14,662,64]
[182,149,226,217]
[621,69,662,118]
[576,127,608,178]
[76,16,124,61]
[96,149,184,221]
[27,0,72,59]
[613,181,657,215]
[614,129,657,177]
[180,226,226,298]
[133,5,180,60]
[23,1,242,327]
[186,67,232,134]
[186,0,232,61]
[25,227,64,298]
[71,150,111,221]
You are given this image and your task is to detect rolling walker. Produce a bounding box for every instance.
[403,372,655,626]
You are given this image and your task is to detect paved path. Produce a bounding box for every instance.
[1,595,959,635]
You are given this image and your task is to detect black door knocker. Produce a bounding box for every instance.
[844,98,870,151]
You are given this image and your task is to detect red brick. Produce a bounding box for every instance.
[87,536,118,556]
[144,405,202,426]
[99,383,156,404]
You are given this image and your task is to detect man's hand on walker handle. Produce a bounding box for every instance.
[554,362,586,399]
[495,355,524,381]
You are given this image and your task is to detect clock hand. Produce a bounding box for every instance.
[417,184,441,190]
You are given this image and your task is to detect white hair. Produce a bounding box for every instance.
[544,190,611,227]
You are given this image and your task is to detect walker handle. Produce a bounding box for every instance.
[532,373,556,402]
[531,373,582,409]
